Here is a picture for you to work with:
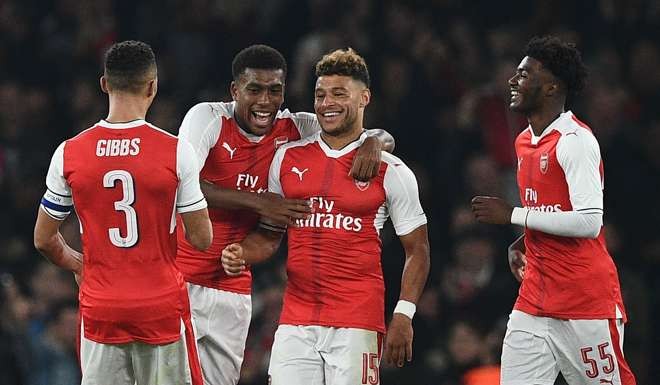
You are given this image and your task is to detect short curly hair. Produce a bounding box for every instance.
[315,48,370,87]
[523,36,588,108]
[104,40,156,93]
[232,45,287,80]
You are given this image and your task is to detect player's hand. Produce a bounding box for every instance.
[508,249,527,282]
[221,243,246,276]
[255,192,311,227]
[350,136,382,182]
[384,313,413,367]
[471,196,513,225]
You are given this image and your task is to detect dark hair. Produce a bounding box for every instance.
[523,36,588,108]
[315,48,370,87]
[231,45,287,80]
[103,40,157,93]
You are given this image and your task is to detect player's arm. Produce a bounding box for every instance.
[33,142,82,276]
[291,111,395,181]
[350,129,395,182]
[221,145,291,275]
[508,234,526,282]
[200,183,310,226]
[379,157,430,367]
[34,208,82,275]
[221,225,284,276]
[472,132,603,238]
[176,138,212,250]
[180,208,212,251]
[386,224,430,367]
[179,103,310,225]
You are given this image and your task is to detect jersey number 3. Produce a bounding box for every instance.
[103,170,138,247]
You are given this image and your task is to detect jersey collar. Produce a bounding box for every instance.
[528,110,573,145]
[316,131,368,158]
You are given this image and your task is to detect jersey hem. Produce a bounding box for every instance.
[513,304,627,321]
[183,277,252,294]
[82,332,181,345]
[279,319,385,334]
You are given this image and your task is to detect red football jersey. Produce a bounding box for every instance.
[269,133,427,333]
[176,102,320,293]
[41,120,207,344]
[514,111,626,320]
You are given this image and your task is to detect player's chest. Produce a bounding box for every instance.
[280,155,386,216]
[516,140,566,188]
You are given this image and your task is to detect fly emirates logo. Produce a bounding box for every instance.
[524,188,563,212]
[236,173,267,193]
[295,196,363,232]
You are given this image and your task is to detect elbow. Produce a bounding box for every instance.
[584,227,601,239]
[33,233,51,256]
[583,214,603,239]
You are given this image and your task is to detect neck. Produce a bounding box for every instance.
[106,92,150,123]
[321,124,364,150]
[527,103,564,136]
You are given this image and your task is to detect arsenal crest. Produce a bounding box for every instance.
[274,136,288,149]
[540,153,549,174]
[354,179,370,191]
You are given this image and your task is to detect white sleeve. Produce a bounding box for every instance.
[511,207,602,238]
[510,130,604,238]
[268,146,286,197]
[556,130,604,212]
[40,142,73,220]
[288,111,321,139]
[176,139,207,213]
[384,159,427,236]
[178,102,223,166]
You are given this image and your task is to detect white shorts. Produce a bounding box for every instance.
[79,319,203,385]
[187,283,252,385]
[268,325,383,385]
[501,310,637,385]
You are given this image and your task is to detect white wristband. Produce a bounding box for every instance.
[393,300,416,320]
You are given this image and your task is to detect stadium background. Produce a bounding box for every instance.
[1,0,658,384]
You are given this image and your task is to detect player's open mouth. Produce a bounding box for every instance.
[320,111,342,123]
[251,111,274,125]
[510,90,520,102]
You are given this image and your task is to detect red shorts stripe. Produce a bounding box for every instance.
[608,319,636,385]
[183,315,204,385]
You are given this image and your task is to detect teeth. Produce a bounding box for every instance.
[511,90,519,95]
[323,112,340,117]
[254,112,271,117]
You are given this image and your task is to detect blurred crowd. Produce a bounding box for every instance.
[1,1,658,384]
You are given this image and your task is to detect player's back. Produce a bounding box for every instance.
[64,120,190,344]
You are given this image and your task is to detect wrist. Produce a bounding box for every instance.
[393,300,416,320]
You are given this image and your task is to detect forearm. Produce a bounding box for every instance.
[365,129,395,153]
[511,208,602,238]
[240,228,283,265]
[399,244,430,304]
[509,234,525,253]
[201,181,261,211]
[35,232,82,273]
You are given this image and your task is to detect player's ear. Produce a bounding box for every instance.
[230,81,238,101]
[100,76,109,94]
[147,78,158,98]
[359,88,371,108]
[545,81,560,97]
